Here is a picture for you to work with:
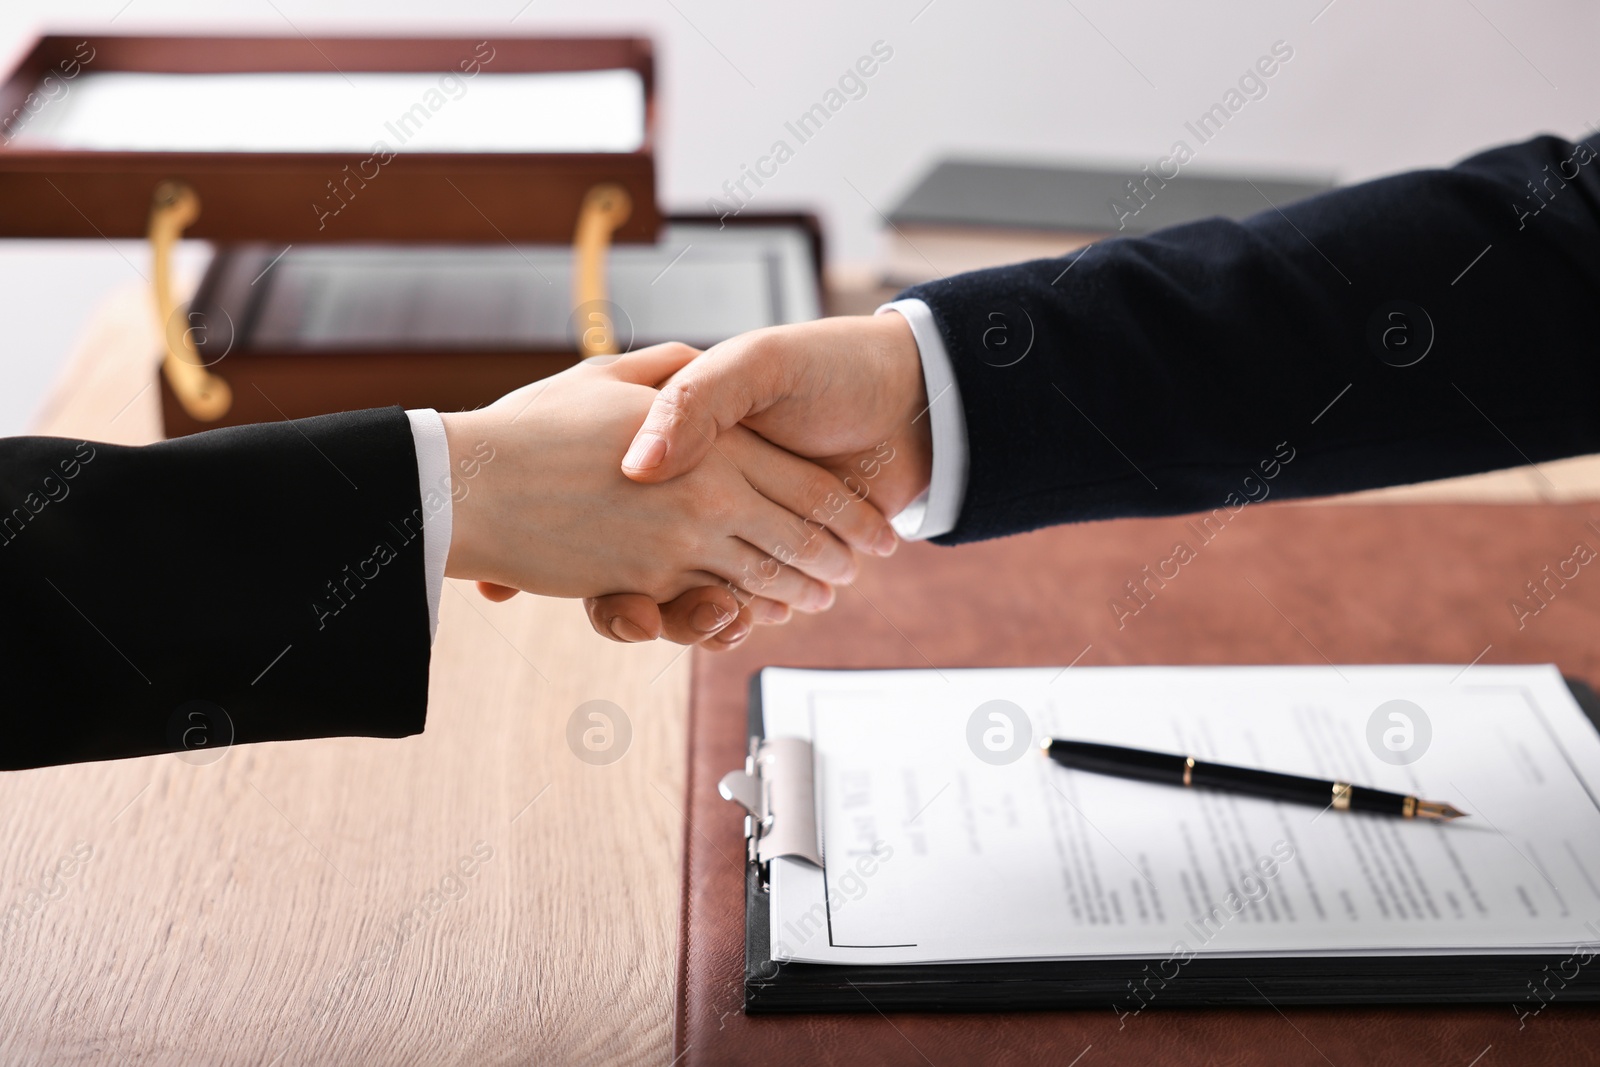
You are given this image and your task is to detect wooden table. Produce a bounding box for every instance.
[1,280,694,1065]
[4,273,1600,1066]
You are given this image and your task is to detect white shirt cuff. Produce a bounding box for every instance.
[877,299,969,541]
[404,408,452,642]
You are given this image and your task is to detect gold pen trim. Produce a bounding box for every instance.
[1402,796,1417,819]
[1183,756,1195,787]
[1414,799,1468,821]
[1331,781,1352,811]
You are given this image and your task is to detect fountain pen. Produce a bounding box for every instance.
[1043,739,1467,821]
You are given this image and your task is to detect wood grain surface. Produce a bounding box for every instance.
[0,280,692,1065]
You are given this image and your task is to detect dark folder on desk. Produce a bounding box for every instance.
[880,158,1333,286]
[676,503,1600,1065]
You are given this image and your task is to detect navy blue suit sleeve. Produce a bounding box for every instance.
[0,407,432,770]
[901,133,1600,544]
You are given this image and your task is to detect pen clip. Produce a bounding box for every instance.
[719,736,823,869]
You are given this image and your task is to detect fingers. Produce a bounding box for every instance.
[711,539,836,613]
[724,426,900,560]
[586,587,772,650]
[585,593,664,643]
[602,341,702,388]
[655,586,747,646]
[699,605,755,651]
[621,337,780,484]
[476,581,520,603]
[684,592,788,651]
[746,597,792,626]
[737,498,858,587]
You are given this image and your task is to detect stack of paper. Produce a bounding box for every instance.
[761,665,1600,966]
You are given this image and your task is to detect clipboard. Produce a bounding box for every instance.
[726,672,1600,1013]
[675,503,1600,1065]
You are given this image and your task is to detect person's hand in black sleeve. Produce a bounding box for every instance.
[900,132,1600,542]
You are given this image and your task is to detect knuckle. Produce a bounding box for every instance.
[830,545,860,583]
[644,576,685,603]
[793,535,844,579]
[657,376,704,424]
[806,469,840,508]
[785,535,819,567]
[662,341,699,364]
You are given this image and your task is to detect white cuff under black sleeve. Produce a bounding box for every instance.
[878,298,970,541]
[404,408,452,642]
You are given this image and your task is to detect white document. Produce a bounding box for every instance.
[11,70,644,153]
[761,664,1600,965]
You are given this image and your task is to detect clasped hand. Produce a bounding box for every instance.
[437,312,932,650]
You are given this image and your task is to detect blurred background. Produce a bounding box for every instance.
[1,0,1594,435]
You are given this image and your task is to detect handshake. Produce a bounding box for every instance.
[437,310,934,651]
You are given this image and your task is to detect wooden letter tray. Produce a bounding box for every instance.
[0,33,669,436]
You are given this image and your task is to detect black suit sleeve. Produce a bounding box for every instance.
[0,407,433,770]
[901,133,1600,544]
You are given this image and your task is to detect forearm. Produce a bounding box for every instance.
[0,408,432,770]
[903,133,1600,543]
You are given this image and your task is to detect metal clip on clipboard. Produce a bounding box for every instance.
[718,737,823,870]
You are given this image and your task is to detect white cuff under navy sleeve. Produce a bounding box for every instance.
[404,407,452,642]
[878,298,969,541]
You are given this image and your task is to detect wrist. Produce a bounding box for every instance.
[439,408,495,582]
[875,310,934,499]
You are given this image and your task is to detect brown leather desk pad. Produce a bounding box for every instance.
[678,502,1600,1065]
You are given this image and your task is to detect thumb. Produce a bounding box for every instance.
[620,341,772,483]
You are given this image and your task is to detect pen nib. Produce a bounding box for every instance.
[1414,800,1468,821]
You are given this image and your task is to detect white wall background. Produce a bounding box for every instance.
[1,0,1594,434]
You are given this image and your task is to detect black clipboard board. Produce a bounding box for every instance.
[733,670,1600,1013]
